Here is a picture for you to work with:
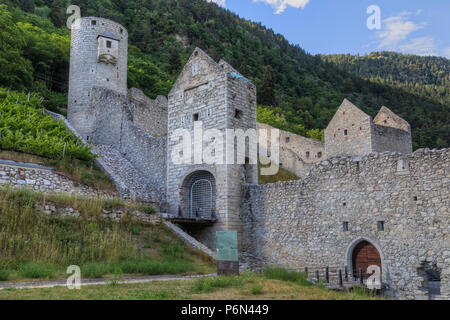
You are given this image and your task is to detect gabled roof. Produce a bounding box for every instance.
[325,99,371,132]
[374,106,411,132]
[98,30,120,41]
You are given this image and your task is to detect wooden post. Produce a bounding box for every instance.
[359,269,364,285]
[339,269,343,287]
[325,267,329,284]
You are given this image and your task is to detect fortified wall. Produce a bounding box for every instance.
[241,148,449,299]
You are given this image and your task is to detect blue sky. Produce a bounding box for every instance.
[207,0,450,58]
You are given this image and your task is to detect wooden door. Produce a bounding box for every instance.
[352,241,381,279]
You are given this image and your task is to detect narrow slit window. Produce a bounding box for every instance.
[344,129,348,136]
[378,221,385,232]
[343,222,349,232]
[193,113,199,122]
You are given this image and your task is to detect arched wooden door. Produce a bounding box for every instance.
[352,241,382,279]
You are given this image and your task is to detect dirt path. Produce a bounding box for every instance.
[0,273,217,291]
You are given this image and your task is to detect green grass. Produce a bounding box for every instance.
[263,267,312,287]
[0,273,386,300]
[0,187,214,281]
[258,164,299,184]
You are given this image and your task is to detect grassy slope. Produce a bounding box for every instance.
[0,187,214,282]
[259,165,299,184]
[0,270,383,300]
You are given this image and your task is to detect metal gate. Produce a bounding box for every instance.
[185,171,216,219]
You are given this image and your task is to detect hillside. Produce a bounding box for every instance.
[0,0,448,149]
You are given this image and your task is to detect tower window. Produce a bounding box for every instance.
[91,20,97,26]
[317,152,322,158]
[378,221,385,232]
[193,113,199,122]
[106,40,112,48]
[344,129,348,136]
[343,222,349,232]
[234,109,243,119]
[306,152,310,159]
[285,137,290,143]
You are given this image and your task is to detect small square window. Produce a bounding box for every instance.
[378,221,385,232]
[234,109,243,119]
[317,152,322,158]
[343,222,349,232]
[106,41,112,48]
[193,113,199,121]
[91,20,97,26]
[285,137,290,143]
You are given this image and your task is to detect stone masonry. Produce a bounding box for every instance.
[241,149,449,300]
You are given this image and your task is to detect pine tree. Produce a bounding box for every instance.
[259,65,276,106]
[169,49,182,75]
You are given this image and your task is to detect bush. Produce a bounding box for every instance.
[249,282,264,295]
[18,263,55,279]
[136,204,156,215]
[192,276,244,293]
[0,269,11,281]
[263,267,311,287]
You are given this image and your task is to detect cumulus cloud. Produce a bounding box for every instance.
[375,12,447,57]
[377,15,424,49]
[206,0,226,7]
[253,0,310,14]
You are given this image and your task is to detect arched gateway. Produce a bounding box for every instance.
[351,240,382,278]
[182,171,216,219]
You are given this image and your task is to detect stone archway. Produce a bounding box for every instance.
[346,238,384,281]
[181,170,216,219]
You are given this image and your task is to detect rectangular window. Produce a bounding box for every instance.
[378,221,385,232]
[91,20,97,26]
[234,109,243,119]
[285,137,290,143]
[317,152,322,158]
[106,41,112,48]
[344,129,348,136]
[343,222,349,232]
[193,113,199,122]
[306,152,310,159]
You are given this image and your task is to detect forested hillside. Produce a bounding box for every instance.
[0,0,448,149]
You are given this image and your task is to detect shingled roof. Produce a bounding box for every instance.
[98,30,120,41]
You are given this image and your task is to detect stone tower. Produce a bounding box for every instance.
[68,17,128,139]
[166,48,257,249]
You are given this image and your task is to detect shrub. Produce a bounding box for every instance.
[18,263,55,279]
[249,282,264,295]
[0,269,11,281]
[81,262,113,278]
[136,204,156,215]
[263,267,311,287]
[192,276,244,293]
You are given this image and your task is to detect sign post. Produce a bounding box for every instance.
[216,230,239,276]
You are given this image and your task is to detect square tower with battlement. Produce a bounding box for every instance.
[166,48,257,249]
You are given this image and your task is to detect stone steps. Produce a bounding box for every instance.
[92,145,161,203]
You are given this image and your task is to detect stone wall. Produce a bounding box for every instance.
[372,124,413,155]
[89,86,167,202]
[241,148,449,300]
[0,162,115,198]
[128,88,168,137]
[257,123,324,177]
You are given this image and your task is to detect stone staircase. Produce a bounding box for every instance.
[92,145,162,203]
[46,110,162,204]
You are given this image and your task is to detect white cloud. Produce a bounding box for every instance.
[399,37,438,56]
[374,12,446,57]
[206,0,226,7]
[443,48,450,59]
[377,16,424,49]
[253,0,310,14]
